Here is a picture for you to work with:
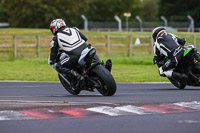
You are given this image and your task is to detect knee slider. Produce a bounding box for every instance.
[163,60,176,71]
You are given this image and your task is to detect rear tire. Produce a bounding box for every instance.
[91,65,116,96]
[58,74,80,95]
[168,78,186,89]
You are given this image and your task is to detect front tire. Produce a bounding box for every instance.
[168,78,186,89]
[91,65,116,96]
[58,74,80,95]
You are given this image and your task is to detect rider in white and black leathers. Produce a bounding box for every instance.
[152,27,192,83]
[49,19,87,86]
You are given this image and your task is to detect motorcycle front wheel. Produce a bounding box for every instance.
[168,78,186,89]
[58,74,80,95]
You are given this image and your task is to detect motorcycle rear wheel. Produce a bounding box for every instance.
[58,74,80,95]
[91,65,116,96]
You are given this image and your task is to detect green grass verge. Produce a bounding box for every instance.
[0,57,168,82]
[0,28,51,36]
[1,28,199,82]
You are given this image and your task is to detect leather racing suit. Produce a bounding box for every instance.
[153,32,186,78]
[49,26,88,84]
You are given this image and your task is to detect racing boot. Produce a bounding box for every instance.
[172,72,188,85]
[75,73,85,87]
[61,68,85,87]
[67,70,85,87]
[56,63,85,87]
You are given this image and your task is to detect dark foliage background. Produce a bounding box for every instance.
[0,0,199,28]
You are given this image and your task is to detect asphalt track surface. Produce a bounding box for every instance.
[0,81,200,133]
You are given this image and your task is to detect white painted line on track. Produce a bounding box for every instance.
[86,101,200,117]
[177,120,200,124]
[86,106,133,116]
[115,105,160,115]
[0,110,37,120]
[174,101,200,110]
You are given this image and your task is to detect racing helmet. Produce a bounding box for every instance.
[50,19,66,35]
[152,27,166,41]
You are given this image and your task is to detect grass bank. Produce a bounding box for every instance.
[0,56,168,82]
[1,28,198,82]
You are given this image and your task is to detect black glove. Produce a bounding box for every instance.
[49,60,55,65]
[153,56,158,64]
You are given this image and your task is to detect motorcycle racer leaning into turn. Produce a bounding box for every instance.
[152,27,200,85]
[48,18,89,87]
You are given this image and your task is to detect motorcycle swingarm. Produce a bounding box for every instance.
[83,62,100,75]
[85,76,101,88]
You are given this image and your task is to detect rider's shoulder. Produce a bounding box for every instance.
[168,33,176,37]
[72,27,80,31]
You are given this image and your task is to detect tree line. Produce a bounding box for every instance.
[0,0,199,28]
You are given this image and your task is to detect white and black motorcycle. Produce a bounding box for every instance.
[51,44,117,96]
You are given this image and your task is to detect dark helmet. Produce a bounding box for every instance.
[50,19,66,35]
[152,27,166,41]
